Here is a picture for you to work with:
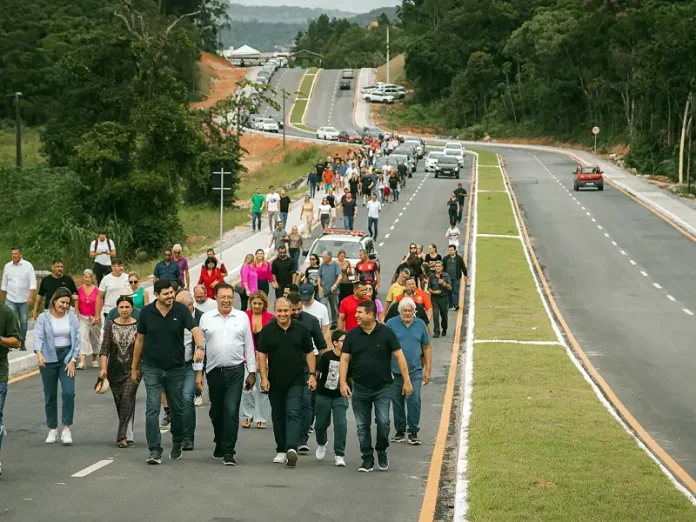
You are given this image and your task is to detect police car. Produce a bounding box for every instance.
[300,229,378,276]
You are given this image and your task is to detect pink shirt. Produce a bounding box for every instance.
[254,262,272,282]
[241,264,258,293]
[77,285,98,317]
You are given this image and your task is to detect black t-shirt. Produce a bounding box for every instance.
[389,173,399,187]
[342,198,357,217]
[315,162,326,176]
[38,275,78,309]
[361,175,372,192]
[272,256,294,285]
[137,301,196,370]
[424,253,443,270]
[279,195,291,213]
[394,261,423,282]
[258,319,313,390]
[317,350,346,398]
[397,164,408,176]
[305,266,320,288]
[448,198,459,214]
[454,187,467,204]
[349,178,360,194]
[326,194,335,208]
[343,323,401,390]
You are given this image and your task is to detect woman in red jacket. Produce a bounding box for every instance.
[197,256,224,299]
[241,291,274,429]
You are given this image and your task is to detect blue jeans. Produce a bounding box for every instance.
[351,383,391,460]
[279,212,288,229]
[309,182,317,198]
[6,300,28,349]
[142,364,185,453]
[368,217,378,239]
[391,371,422,434]
[207,364,244,455]
[39,346,75,428]
[182,363,197,443]
[449,278,461,308]
[314,394,349,456]
[343,216,354,230]
[252,212,262,231]
[0,381,7,455]
[269,382,303,453]
[300,369,313,443]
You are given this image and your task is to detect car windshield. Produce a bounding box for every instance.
[581,167,599,174]
[428,152,445,160]
[445,149,462,156]
[325,127,337,133]
[393,147,412,156]
[445,144,462,151]
[439,156,459,165]
[309,239,362,259]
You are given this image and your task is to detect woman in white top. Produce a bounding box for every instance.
[317,197,332,231]
[34,287,81,445]
[446,222,461,254]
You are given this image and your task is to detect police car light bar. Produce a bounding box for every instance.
[323,229,365,237]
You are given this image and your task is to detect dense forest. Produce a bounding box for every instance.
[0,0,247,267]
[398,0,696,180]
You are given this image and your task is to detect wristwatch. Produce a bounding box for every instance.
[309,372,317,376]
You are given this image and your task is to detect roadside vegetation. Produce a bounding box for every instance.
[467,148,696,521]
[289,68,318,131]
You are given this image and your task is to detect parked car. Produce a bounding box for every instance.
[339,130,362,143]
[363,90,395,103]
[269,115,284,129]
[382,87,406,99]
[434,155,460,178]
[425,151,446,172]
[361,82,385,93]
[254,118,280,133]
[574,166,604,191]
[316,126,340,140]
[361,126,384,141]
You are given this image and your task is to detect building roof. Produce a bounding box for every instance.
[229,45,261,56]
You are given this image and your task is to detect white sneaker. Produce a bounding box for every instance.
[315,445,327,460]
[61,428,73,446]
[273,452,286,464]
[194,395,203,407]
[335,456,346,467]
[45,429,58,444]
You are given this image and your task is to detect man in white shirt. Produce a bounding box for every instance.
[264,185,281,231]
[88,231,117,285]
[198,283,256,465]
[446,222,461,254]
[96,258,130,324]
[381,160,394,177]
[366,193,382,240]
[193,285,217,313]
[299,283,330,349]
[1,246,36,350]
[345,162,358,180]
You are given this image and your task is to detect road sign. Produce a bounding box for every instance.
[592,126,600,135]
[212,169,233,257]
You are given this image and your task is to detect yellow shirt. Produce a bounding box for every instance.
[386,282,406,302]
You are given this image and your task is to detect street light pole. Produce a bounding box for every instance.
[14,92,22,169]
[386,26,390,85]
[282,90,286,148]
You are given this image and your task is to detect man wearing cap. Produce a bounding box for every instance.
[300,283,330,349]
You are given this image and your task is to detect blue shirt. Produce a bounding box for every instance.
[33,309,81,365]
[386,316,428,374]
[153,260,181,282]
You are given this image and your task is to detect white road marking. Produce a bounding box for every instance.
[630,259,637,266]
[581,206,586,210]
[684,309,694,316]
[399,212,404,216]
[604,232,610,238]
[620,250,627,255]
[72,459,113,478]
[473,339,564,346]
[640,271,648,277]
[390,225,395,230]
[598,225,603,230]
[384,233,390,239]
[586,212,591,216]
[394,218,399,223]
[611,241,617,246]
[379,242,384,247]
[591,218,597,223]
[477,234,521,239]
[653,282,662,289]
[667,295,676,302]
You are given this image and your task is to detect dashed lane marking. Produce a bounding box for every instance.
[72,459,114,478]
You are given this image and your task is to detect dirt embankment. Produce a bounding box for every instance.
[191,51,248,110]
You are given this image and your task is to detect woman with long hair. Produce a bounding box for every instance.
[76,269,101,370]
[287,226,303,273]
[240,253,258,311]
[128,272,149,310]
[363,283,385,322]
[99,295,138,448]
[254,249,272,297]
[241,291,273,429]
[197,256,224,299]
[318,197,332,231]
[336,249,354,303]
[300,194,314,238]
[34,287,81,445]
[304,254,321,297]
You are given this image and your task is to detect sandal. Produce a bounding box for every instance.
[242,418,252,429]
[256,422,266,429]
[117,440,128,448]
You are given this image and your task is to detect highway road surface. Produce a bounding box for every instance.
[0,158,472,522]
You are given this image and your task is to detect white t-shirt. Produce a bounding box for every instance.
[381,164,393,176]
[98,272,130,314]
[90,239,116,267]
[319,204,332,216]
[51,315,71,347]
[366,200,382,219]
[265,193,280,212]
[194,298,218,313]
[303,300,330,355]
[345,167,358,178]
[446,226,461,246]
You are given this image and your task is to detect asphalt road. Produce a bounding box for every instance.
[0,160,471,522]
[259,67,305,129]
[304,69,340,130]
[498,147,696,478]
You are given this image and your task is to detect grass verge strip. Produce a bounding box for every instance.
[289,67,319,129]
[465,148,696,521]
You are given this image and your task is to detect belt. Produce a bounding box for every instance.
[214,362,244,372]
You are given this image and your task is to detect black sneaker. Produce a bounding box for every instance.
[442,329,447,337]
[298,441,310,453]
[223,454,236,466]
[169,444,183,460]
[377,451,389,471]
[391,431,406,443]
[146,452,162,465]
[285,449,298,468]
[433,332,440,338]
[159,415,171,433]
[213,447,224,460]
[358,458,374,472]
[408,433,422,446]
[182,441,194,451]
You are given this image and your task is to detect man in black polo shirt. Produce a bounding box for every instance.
[0,303,21,476]
[453,182,467,223]
[340,300,412,473]
[257,298,316,468]
[131,280,204,465]
[271,246,295,299]
[33,259,78,318]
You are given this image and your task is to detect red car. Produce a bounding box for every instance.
[574,165,604,191]
[339,130,362,143]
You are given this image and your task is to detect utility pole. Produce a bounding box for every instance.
[281,88,289,148]
[236,99,241,141]
[14,92,22,169]
[386,26,390,85]
[212,169,233,256]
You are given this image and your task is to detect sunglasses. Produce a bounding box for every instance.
[129,280,138,284]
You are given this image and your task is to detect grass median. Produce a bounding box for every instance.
[467,148,696,521]
[289,67,318,130]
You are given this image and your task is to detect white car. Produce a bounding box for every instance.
[363,90,395,103]
[255,118,280,133]
[301,229,378,275]
[316,126,340,140]
[361,82,386,93]
[444,147,465,166]
[425,151,446,172]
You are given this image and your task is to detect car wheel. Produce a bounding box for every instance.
[598,184,604,191]
[456,173,460,179]
[434,172,439,178]
[574,183,579,191]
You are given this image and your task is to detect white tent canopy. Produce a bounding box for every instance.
[229,45,261,57]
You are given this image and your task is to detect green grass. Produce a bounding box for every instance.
[467,147,696,520]
[289,67,319,128]
[0,126,45,166]
[476,192,518,236]
[475,148,498,165]
[376,53,406,85]
[477,166,505,191]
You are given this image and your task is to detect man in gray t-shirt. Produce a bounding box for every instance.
[318,251,342,328]
[269,221,289,251]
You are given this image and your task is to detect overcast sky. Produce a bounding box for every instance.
[230,0,400,13]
